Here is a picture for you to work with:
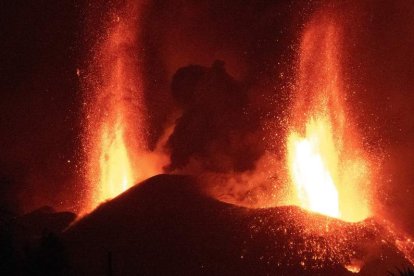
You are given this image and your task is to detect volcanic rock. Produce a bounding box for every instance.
[65,174,412,275]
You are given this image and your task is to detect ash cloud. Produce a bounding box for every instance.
[140,1,308,207]
[140,0,307,147]
[166,61,264,174]
[164,61,286,208]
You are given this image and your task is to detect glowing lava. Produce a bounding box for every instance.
[286,13,370,222]
[82,2,166,212]
[288,117,340,218]
[98,117,133,200]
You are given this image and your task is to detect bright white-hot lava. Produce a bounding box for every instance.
[98,117,133,198]
[82,2,167,213]
[286,13,371,222]
[288,117,340,218]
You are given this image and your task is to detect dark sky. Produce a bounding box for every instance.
[1,0,414,234]
[0,1,82,213]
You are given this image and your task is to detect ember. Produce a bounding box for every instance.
[82,2,166,213]
[286,13,370,222]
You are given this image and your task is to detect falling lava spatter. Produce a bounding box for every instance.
[82,1,164,213]
[282,10,414,271]
[286,13,371,223]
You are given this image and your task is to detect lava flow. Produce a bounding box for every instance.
[286,13,370,223]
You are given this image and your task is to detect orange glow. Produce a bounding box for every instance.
[97,117,133,203]
[288,117,340,218]
[344,262,362,274]
[286,14,370,222]
[88,15,142,207]
[82,3,167,213]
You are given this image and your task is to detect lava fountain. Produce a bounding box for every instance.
[286,13,371,222]
[277,12,414,272]
[82,1,164,213]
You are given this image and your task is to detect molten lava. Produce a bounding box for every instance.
[288,117,340,218]
[278,10,414,272]
[82,2,167,212]
[98,117,133,202]
[86,13,143,207]
[286,13,371,222]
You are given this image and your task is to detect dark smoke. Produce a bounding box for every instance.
[166,61,264,173]
[141,0,307,147]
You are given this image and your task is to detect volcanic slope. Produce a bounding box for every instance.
[65,174,412,275]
